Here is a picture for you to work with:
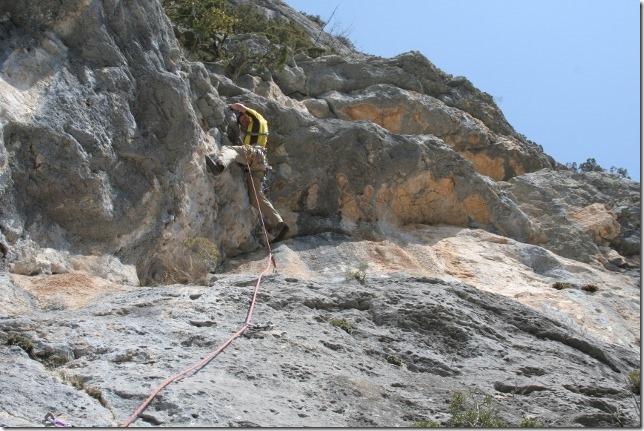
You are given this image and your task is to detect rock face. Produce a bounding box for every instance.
[500,170,641,263]
[0,0,638,284]
[283,54,555,181]
[0,0,639,428]
[0,0,213,283]
[0,231,641,427]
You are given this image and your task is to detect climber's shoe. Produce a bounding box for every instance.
[270,222,289,244]
[205,155,224,176]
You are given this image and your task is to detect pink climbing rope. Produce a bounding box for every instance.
[121,146,276,427]
[45,413,70,427]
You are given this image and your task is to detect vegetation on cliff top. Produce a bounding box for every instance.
[161,0,332,77]
[566,157,630,179]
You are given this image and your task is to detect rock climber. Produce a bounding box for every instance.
[206,102,289,244]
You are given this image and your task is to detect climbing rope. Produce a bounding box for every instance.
[45,412,70,427]
[121,146,276,427]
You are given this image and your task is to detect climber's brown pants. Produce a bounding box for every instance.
[217,145,283,229]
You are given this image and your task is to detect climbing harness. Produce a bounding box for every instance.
[120,146,277,427]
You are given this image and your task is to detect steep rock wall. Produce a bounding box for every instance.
[0,0,231,284]
[0,0,638,286]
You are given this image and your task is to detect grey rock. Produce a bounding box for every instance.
[0,234,639,427]
[0,0,637,283]
[0,1,639,428]
[501,169,640,262]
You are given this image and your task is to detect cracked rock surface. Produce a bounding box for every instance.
[1,231,639,427]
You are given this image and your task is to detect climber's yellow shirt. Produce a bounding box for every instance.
[242,108,268,147]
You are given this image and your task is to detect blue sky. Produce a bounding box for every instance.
[285,0,641,182]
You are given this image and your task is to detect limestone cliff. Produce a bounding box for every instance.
[0,0,638,286]
[0,0,639,427]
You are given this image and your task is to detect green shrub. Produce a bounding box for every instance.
[552,282,598,293]
[447,388,507,427]
[59,372,108,407]
[329,317,353,334]
[184,236,220,263]
[346,262,368,285]
[336,35,355,50]
[413,387,550,427]
[301,12,325,27]
[413,387,546,427]
[386,354,402,366]
[552,282,572,290]
[306,46,327,58]
[85,385,104,401]
[519,416,545,427]
[628,369,640,394]
[7,332,35,358]
[609,166,630,179]
[579,158,604,173]
[566,158,630,179]
[59,371,84,390]
[161,0,327,75]
[161,0,238,61]
[226,2,323,76]
[580,284,598,293]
